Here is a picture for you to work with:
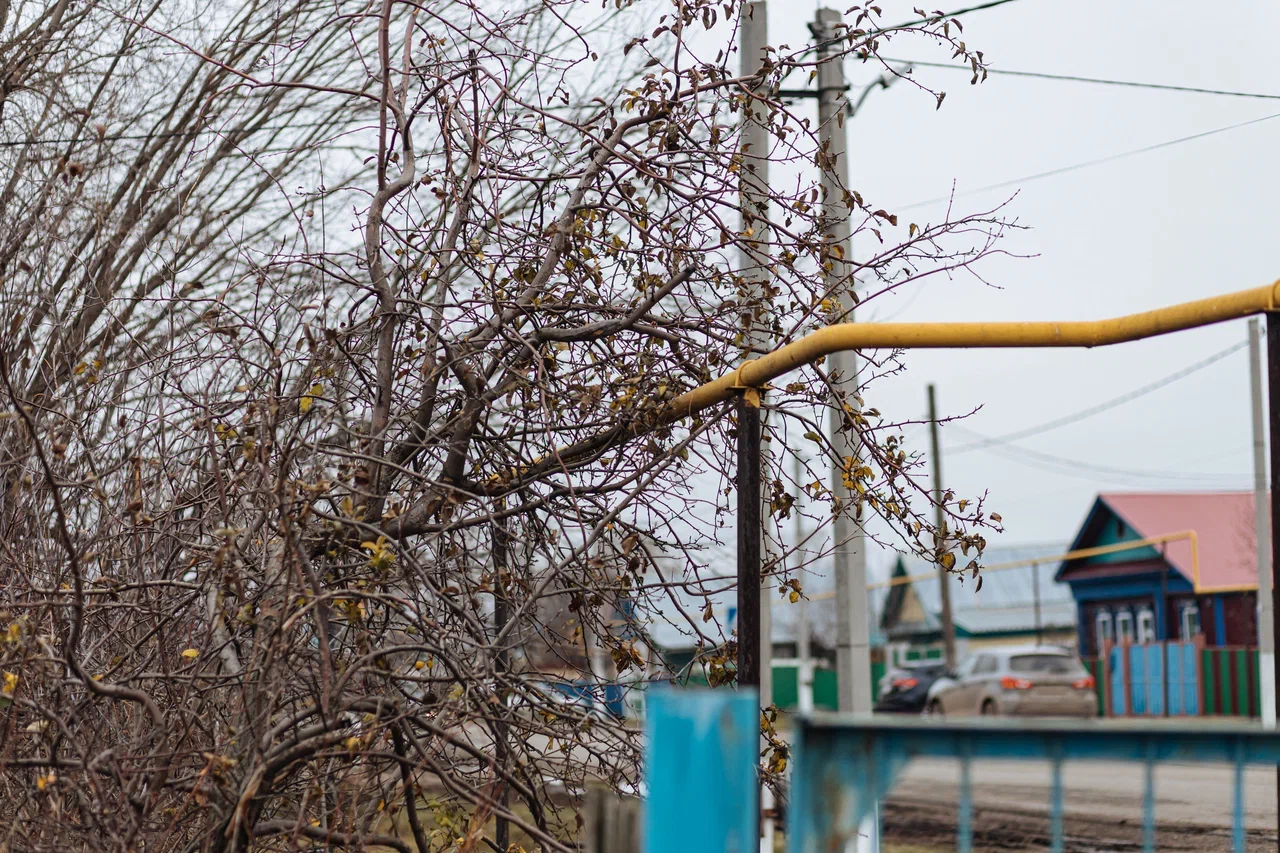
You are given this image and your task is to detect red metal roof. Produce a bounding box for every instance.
[1101,492,1260,591]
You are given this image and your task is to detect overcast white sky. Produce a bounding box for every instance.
[746,0,1280,570]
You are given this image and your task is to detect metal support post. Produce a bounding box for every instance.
[737,396,763,691]
[1263,312,1280,852]
[1250,317,1275,728]
[735,394,763,849]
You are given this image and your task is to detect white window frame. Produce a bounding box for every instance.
[1094,610,1114,651]
[1137,608,1156,644]
[1180,603,1201,640]
[1116,610,1134,644]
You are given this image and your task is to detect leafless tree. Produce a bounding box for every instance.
[0,0,1008,849]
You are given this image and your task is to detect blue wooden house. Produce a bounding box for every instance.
[1056,492,1260,658]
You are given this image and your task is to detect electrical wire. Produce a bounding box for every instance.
[898,110,1280,210]
[783,0,1027,74]
[880,57,1280,101]
[951,425,1251,485]
[952,339,1250,453]
[885,0,1026,29]
[0,118,362,148]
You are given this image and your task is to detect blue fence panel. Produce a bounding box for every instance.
[645,689,758,853]
[1109,645,1127,715]
[786,717,1280,853]
[1166,642,1199,715]
[643,699,1280,853]
[1145,644,1165,716]
[1128,644,1165,715]
[1166,644,1185,715]
[1182,643,1200,715]
[1129,645,1147,714]
[1113,643,1202,717]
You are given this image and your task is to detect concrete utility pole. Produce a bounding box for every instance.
[814,10,878,852]
[1264,313,1280,852]
[926,384,958,669]
[812,6,871,718]
[795,450,814,713]
[739,0,772,711]
[1249,317,1275,728]
[739,6,773,852]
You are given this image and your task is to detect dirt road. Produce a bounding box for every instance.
[883,758,1280,851]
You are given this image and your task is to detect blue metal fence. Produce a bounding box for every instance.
[646,689,1280,853]
[644,689,759,853]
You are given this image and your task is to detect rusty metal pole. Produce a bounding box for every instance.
[737,396,763,692]
[734,390,764,847]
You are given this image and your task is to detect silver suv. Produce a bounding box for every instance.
[925,646,1097,718]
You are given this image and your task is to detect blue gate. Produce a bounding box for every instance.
[1109,641,1199,716]
[646,689,1280,853]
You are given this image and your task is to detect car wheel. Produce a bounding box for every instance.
[980,699,998,717]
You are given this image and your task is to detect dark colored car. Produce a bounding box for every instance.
[874,662,948,713]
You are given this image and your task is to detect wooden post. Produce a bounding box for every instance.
[582,787,641,853]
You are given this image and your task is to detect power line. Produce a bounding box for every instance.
[952,339,1250,453]
[0,118,360,149]
[951,425,1251,485]
[899,110,1280,210]
[881,57,1280,101]
[887,0,1026,29]
[795,0,1026,67]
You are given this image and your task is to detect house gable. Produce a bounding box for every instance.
[898,584,928,625]
[879,556,935,637]
[1055,497,1163,583]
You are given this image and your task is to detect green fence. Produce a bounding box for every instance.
[1201,647,1260,717]
[902,646,944,663]
[770,663,878,712]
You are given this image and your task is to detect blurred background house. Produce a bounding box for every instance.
[873,542,1076,668]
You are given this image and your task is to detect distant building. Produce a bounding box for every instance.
[1056,492,1260,657]
[873,543,1076,667]
[640,540,879,710]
